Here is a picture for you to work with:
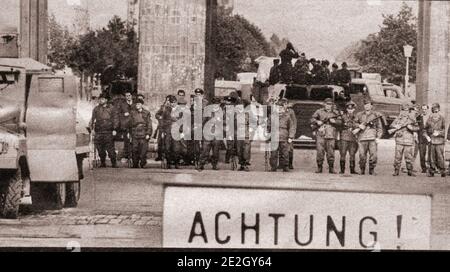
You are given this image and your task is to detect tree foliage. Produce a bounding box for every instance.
[47,14,76,70]
[354,3,417,84]
[214,8,275,80]
[67,16,138,82]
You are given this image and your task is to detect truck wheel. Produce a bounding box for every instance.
[52,183,66,210]
[0,170,22,219]
[65,182,80,208]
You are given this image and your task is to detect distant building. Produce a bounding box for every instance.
[138,0,207,112]
[0,26,19,58]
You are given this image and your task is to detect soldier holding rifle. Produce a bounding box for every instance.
[389,103,420,177]
[311,98,342,174]
[353,100,383,175]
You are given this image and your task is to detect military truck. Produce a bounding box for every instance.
[350,78,411,130]
[0,58,89,219]
[267,83,345,148]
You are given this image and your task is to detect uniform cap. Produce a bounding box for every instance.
[194,88,204,95]
[324,98,334,105]
[136,98,145,105]
[211,97,222,104]
[346,101,356,108]
[432,103,440,109]
[99,93,108,99]
[401,103,411,111]
[363,99,372,105]
[168,95,178,103]
[277,98,288,106]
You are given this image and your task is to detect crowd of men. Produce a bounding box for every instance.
[269,43,352,93]
[89,85,450,178]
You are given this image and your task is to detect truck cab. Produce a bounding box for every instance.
[0,58,89,218]
[350,78,410,128]
[268,83,345,148]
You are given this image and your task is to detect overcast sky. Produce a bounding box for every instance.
[0,0,418,59]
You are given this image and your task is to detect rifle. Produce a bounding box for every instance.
[352,114,383,135]
[388,118,417,135]
[311,113,341,132]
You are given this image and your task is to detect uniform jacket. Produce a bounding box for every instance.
[355,111,383,141]
[270,110,296,142]
[269,65,281,85]
[115,99,135,130]
[130,109,152,139]
[156,105,178,133]
[425,113,446,145]
[279,49,299,65]
[417,113,430,144]
[330,70,339,85]
[90,104,118,134]
[340,112,358,142]
[311,108,342,139]
[391,112,419,146]
[336,69,352,85]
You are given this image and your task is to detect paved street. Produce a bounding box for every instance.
[0,139,448,249]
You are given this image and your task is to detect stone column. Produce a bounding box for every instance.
[416,0,450,123]
[138,0,207,113]
[19,0,48,64]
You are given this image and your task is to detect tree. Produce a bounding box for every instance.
[214,8,275,80]
[354,3,417,85]
[47,14,76,70]
[68,16,138,83]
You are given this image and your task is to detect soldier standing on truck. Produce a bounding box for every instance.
[311,98,342,174]
[269,59,281,86]
[425,103,447,178]
[330,63,339,85]
[90,93,119,168]
[269,98,296,172]
[130,99,153,169]
[354,100,384,175]
[279,42,299,84]
[336,62,352,97]
[390,104,420,177]
[339,101,359,174]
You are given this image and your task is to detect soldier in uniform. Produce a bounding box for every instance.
[391,103,420,176]
[198,98,223,171]
[311,98,342,174]
[269,59,281,86]
[115,91,135,162]
[336,62,352,97]
[156,95,181,169]
[269,98,296,172]
[235,99,254,172]
[414,104,431,173]
[339,101,359,174]
[330,63,339,85]
[191,88,209,167]
[155,96,170,162]
[90,93,119,168]
[354,100,384,175]
[224,95,237,164]
[130,99,153,168]
[279,43,299,83]
[425,103,447,178]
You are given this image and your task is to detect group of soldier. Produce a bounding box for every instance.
[311,98,449,178]
[90,85,449,178]
[269,43,352,91]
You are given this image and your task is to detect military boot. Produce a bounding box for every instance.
[315,164,323,174]
[360,166,366,175]
[111,159,118,168]
[340,161,346,174]
[393,168,400,176]
[100,160,107,168]
[369,167,376,176]
[328,161,336,174]
[350,161,358,175]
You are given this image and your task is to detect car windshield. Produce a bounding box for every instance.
[310,87,333,101]
[284,86,308,100]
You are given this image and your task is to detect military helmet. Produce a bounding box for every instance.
[346,101,356,109]
[194,88,204,95]
[211,97,222,104]
[136,98,145,105]
[432,103,440,110]
[168,95,177,103]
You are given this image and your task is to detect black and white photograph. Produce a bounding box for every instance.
[0,0,449,254]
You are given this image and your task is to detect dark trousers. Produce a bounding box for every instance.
[95,133,116,164]
[226,140,236,162]
[120,130,132,159]
[416,142,430,172]
[316,137,335,166]
[430,144,445,173]
[199,140,221,166]
[270,141,290,169]
[157,130,164,159]
[339,140,358,164]
[132,138,148,167]
[163,132,182,165]
[359,140,378,170]
[236,140,251,166]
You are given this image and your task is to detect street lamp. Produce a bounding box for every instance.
[403,44,413,94]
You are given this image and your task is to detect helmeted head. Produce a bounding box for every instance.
[431,103,440,113]
[346,101,356,114]
[324,98,334,111]
[332,63,339,71]
[363,99,373,111]
[342,62,348,69]
[99,93,108,105]
[136,98,144,110]
[194,88,204,98]
[286,42,294,50]
[168,95,178,107]
[273,59,280,65]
